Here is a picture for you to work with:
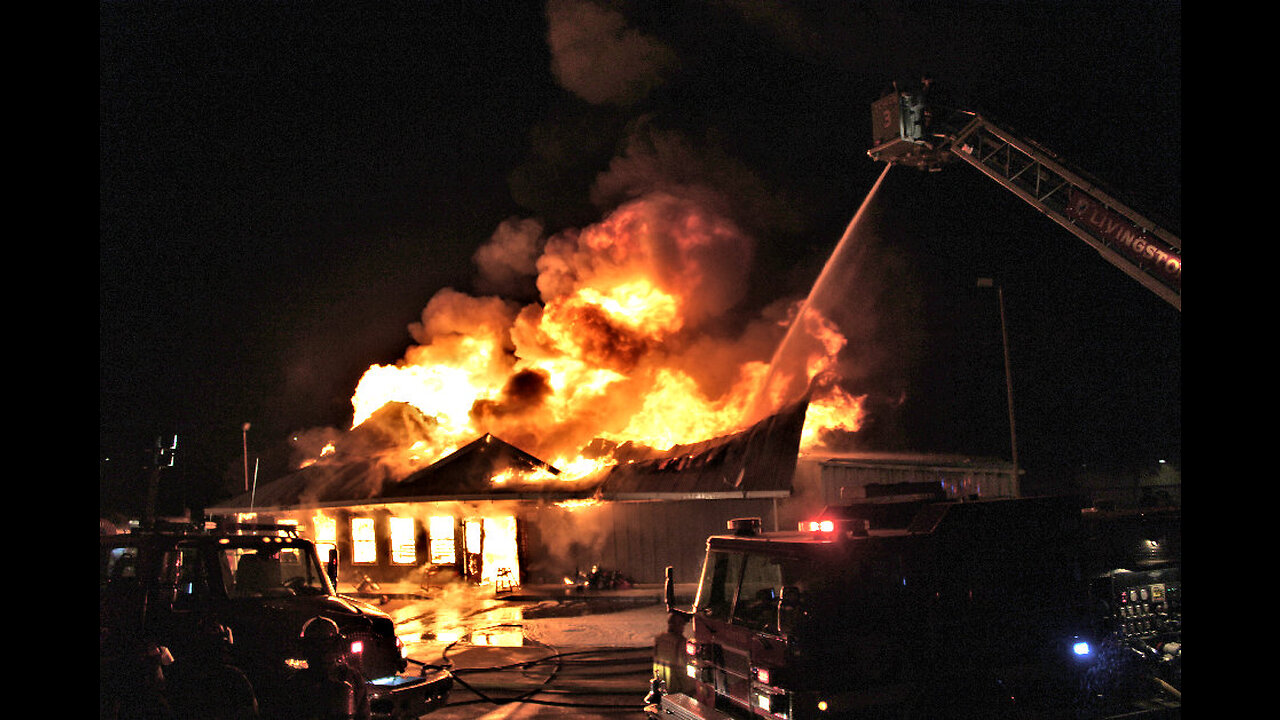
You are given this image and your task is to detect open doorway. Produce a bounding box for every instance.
[461,516,520,591]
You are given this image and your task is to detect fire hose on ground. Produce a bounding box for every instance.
[407,623,652,710]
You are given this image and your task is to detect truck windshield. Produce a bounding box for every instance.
[695,550,808,632]
[223,542,330,598]
[695,546,910,635]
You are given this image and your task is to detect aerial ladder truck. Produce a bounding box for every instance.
[867,81,1181,311]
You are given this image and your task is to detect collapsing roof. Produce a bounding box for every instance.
[598,398,809,500]
[211,399,810,514]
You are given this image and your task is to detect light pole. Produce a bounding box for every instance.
[977,278,1019,494]
[242,422,251,493]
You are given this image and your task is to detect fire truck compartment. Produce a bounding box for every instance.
[658,692,738,720]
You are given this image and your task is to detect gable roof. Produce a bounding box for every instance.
[212,434,571,513]
[381,433,574,501]
[214,457,392,512]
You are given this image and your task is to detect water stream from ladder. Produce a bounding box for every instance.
[751,163,892,422]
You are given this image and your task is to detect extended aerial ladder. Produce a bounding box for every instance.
[868,83,1181,311]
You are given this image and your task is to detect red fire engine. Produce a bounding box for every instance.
[647,495,1180,719]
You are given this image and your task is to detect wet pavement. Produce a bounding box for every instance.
[336,581,693,719]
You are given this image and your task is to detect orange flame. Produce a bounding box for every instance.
[340,192,864,477]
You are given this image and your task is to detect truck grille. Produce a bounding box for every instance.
[346,629,402,679]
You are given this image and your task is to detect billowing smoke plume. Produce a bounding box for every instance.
[473,217,543,298]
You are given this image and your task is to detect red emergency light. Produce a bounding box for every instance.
[800,517,868,539]
[802,519,835,533]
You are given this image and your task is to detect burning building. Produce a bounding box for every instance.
[209,397,1018,590]
[205,119,1015,590]
[210,399,812,588]
[205,177,882,589]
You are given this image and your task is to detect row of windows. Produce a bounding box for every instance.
[303,514,518,568]
[306,514,456,566]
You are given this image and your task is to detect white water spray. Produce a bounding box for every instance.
[752,163,892,420]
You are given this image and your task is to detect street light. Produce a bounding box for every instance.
[242,422,252,493]
[976,278,1019,494]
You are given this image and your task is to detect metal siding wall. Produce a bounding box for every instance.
[600,499,776,584]
[522,498,777,585]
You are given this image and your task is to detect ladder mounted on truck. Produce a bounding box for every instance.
[868,83,1181,311]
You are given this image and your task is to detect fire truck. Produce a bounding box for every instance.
[100,519,452,719]
[865,79,1180,312]
[646,495,1181,719]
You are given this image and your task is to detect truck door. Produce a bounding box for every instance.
[691,549,795,715]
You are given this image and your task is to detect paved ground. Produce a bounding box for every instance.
[340,582,690,719]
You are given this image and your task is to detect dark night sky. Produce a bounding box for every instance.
[100,1,1180,516]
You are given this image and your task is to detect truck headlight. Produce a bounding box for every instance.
[755,691,788,718]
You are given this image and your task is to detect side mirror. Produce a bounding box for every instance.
[664,566,691,619]
[326,548,339,587]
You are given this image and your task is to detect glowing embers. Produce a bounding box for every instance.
[553,498,603,511]
[298,442,337,470]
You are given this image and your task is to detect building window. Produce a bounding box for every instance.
[389,517,416,565]
[352,518,377,564]
[428,516,455,565]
